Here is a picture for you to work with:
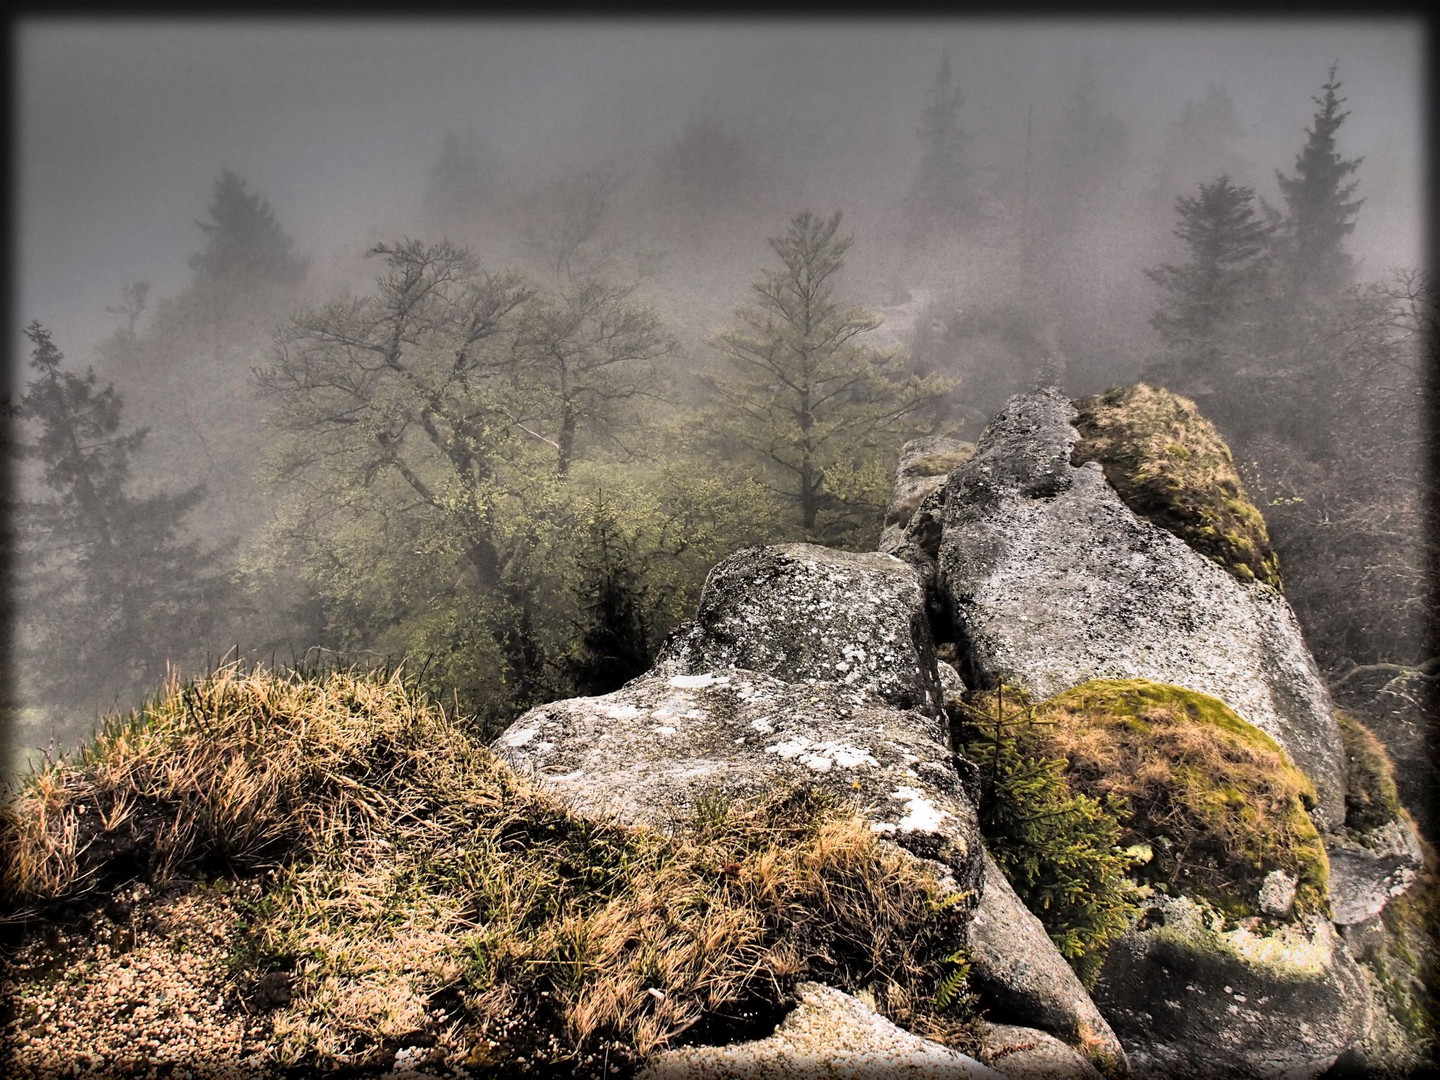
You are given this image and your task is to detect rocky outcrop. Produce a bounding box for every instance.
[1326,819,1425,928]
[1091,895,1373,1080]
[637,982,1006,1079]
[1330,663,1438,838]
[966,851,1126,1070]
[917,387,1347,826]
[660,543,944,716]
[880,436,976,555]
[495,667,980,894]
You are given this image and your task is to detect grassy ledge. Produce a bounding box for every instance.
[1,665,981,1075]
[1071,383,1282,590]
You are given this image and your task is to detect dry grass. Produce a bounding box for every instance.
[1,665,980,1074]
[1336,710,1403,834]
[1072,383,1282,589]
[1031,679,1329,920]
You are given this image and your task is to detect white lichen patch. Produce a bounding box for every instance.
[653,726,677,736]
[763,736,879,772]
[668,672,729,690]
[499,726,538,747]
[750,717,776,734]
[889,786,953,834]
[602,703,645,720]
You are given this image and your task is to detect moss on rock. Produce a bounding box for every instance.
[1023,679,1327,921]
[1337,710,1403,834]
[1071,383,1282,591]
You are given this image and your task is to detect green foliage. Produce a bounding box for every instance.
[1336,710,1402,834]
[1032,679,1329,921]
[953,686,1141,982]
[1072,383,1282,589]
[704,210,951,544]
[188,169,308,298]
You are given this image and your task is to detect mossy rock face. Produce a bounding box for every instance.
[1030,679,1328,921]
[1071,384,1282,591]
[1336,710,1403,834]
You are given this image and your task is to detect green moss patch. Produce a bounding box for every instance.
[1,666,981,1073]
[906,446,975,478]
[1038,679,1327,921]
[1337,710,1403,834]
[1072,383,1282,590]
[959,679,1329,931]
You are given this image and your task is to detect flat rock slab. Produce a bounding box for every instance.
[661,543,943,716]
[1092,895,1373,1080]
[967,851,1127,1070]
[932,387,1346,825]
[493,668,981,892]
[638,982,1006,1079]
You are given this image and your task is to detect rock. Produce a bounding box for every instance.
[1329,664,1438,837]
[637,982,1005,1078]
[937,660,966,703]
[880,436,976,554]
[1258,870,1298,918]
[660,543,944,716]
[978,1024,1104,1079]
[929,387,1346,825]
[1325,819,1425,927]
[1091,894,1374,1080]
[965,850,1127,1070]
[494,667,981,896]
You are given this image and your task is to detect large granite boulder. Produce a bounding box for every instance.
[1091,895,1374,1080]
[966,851,1127,1071]
[920,387,1346,826]
[880,436,976,555]
[978,1024,1104,1080]
[1326,819,1425,929]
[637,982,1005,1079]
[494,667,981,897]
[660,543,944,716]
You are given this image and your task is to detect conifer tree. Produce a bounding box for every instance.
[189,170,308,293]
[1275,63,1363,304]
[1143,175,1272,398]
[705,211,949,540]
[12,323,220,718]
[905,49,971,235]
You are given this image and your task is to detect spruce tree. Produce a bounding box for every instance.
[13,323,220,720]
[705,211,950,541]
[1143,175,1272,398]
[188,170,308,294]
[1275,63,1363,304]
[905,49,971,235]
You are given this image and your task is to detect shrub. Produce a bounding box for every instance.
[1072,383,1282,589]
[953,685,1141,984]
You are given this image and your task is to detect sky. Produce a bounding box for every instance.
[13,17,1427,368]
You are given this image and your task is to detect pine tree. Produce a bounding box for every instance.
[567,497,653,696]
[425,130,496,227]
[1275,63,1364,304]
[188,170,308,294]
[705,211,950,540]
[13,323,221,719]
[905,49,971,235]
[1150,82,1248,205]
[1143,175,1272,398]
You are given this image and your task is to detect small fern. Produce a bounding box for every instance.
[933,950,971,1011]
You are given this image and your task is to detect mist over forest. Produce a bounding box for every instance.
[5,18,1429,777]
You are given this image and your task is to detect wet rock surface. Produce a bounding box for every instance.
[660,543,944,716]
[637,982,1006,1079]
[924,387,1347,825]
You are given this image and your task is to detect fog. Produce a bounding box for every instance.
[6,17,1429,771]
[18,20,1422,359]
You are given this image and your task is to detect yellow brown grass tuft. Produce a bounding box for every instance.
[1072,383,1282,589]
[1,666,980,1072]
